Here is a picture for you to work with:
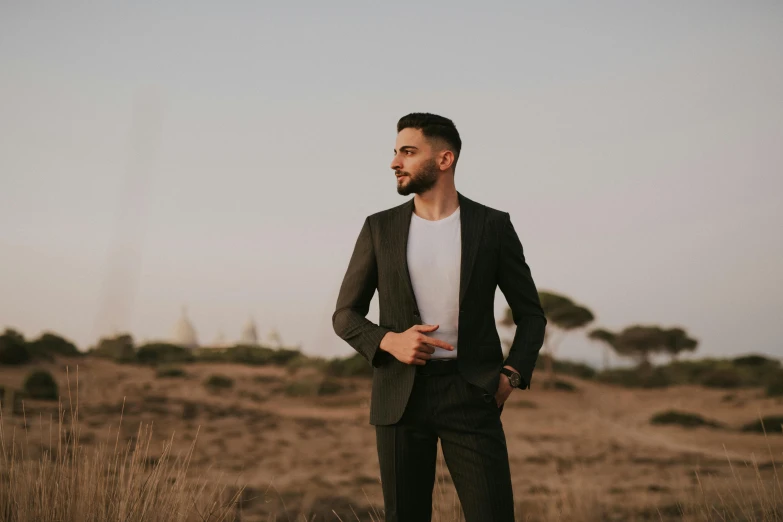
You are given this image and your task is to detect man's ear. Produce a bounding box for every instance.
[438,149,455,171]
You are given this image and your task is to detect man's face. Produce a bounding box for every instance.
[390,128,440,196]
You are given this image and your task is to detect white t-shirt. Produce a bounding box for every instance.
[406,206,461,360]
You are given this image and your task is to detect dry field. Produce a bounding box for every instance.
[1,356,782,521]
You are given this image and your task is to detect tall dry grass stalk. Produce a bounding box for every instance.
[681,434,783,521]
[1,364,781,521]
[0,366,242,522]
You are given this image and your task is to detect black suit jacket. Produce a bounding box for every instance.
[333,191,547,425]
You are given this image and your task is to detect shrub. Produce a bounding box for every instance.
[650,410,724,429]
[740,415,783,435]
[325,353,372,378]
[766,379,783,397]
[29,332,81,358]
[732,354,780,368]
[91,334,136,362]
[596,367,672,388]
[156,366,187,378]
[286,354,329,373]
[136,343,194,365]
[23,370,59,401]
[199,345,303,367]
[700,368,743,389]
[0,329,30,365]
[204,374,234,389]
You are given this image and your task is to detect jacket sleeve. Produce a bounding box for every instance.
[497,212,547,388]
[332,217,393,368]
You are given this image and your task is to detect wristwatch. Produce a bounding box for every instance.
[500,368,523,388]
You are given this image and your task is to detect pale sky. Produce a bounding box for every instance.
[1,1,781,367]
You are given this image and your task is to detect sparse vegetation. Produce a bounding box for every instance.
[204,374,234,389]
[156,366,187,378]
[740,415,783,435]
[766,373,783,397]
[284,377,346,397]
[541,379,578,392]
[0,385,243,521]
[136,343,194,365]
[28,332,81,359]
[90,333,136,362]
[324,353,373,378]
[23,370,59,400]
[0,329,31,365]
[650,410,724,429]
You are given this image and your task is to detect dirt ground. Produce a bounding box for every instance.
[1,356,781,521]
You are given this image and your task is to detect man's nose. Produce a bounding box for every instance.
[390,155,402,171]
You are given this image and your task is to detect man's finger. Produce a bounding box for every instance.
[419,335,454,351]
[415,352,431,363]
[412,324,439,332]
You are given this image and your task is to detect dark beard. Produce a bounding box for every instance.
[396,159,439,196]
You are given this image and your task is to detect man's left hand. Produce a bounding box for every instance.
[495,365,518,408]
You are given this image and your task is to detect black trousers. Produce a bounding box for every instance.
[375,359,515,522]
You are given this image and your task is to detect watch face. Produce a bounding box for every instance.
[509,372,521,387]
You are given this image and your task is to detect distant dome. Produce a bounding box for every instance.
[240,317,259,345]
[172,306,198,348]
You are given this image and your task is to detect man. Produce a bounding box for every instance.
[332,112,547,522]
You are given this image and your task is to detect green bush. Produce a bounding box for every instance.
[699,368,743,389]
[0,329,30,365]
[156,366,187,378]
[28,333,80,358]
[90,334,136,362]
[197,345,303,367]
[732,354,780,368]
[740,415,783,435]
[286,354,329,373]
[204,374,234,389]
[650,410,724,429]
[325,353,372,378]
[594,356,782,390]
[136,343,194,365]
[596,367,672,388]
[23,370,59,401]
[766,379,783,397]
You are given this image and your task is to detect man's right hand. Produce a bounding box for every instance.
[378,324,454,365]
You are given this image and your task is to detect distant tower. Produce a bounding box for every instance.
[240,317,259,345]
[172,306,198,349]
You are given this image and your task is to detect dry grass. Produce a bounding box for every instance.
[0,367,242,522]
[0,360,781,521]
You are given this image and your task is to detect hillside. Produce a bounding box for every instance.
[1,356,782,521]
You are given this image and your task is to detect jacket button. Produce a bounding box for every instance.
[414,311,420,317]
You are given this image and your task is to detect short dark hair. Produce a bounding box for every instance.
[397,112,462,169]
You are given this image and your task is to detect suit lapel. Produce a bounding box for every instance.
[390,198,419,312]
[457,192,485,307]
[390,192,485,313]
